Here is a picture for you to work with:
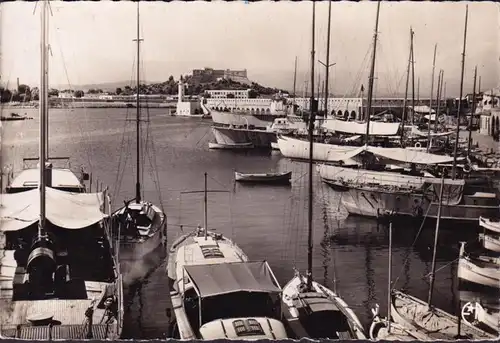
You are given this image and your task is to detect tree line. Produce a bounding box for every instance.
[0,75,290,103]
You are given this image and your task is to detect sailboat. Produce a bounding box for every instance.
[389,171,495,339]
[0,1,123,339]
[166,172,248,290]
[370,223,432,340]
[111,1,166,282]
[280,2,366,339]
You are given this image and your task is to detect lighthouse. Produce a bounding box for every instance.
[177,78,184,103]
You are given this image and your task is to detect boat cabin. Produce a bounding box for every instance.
[5,159,88,194]
[171,261,286,339]
[117,201,162,241]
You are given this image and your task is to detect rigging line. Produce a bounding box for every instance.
[112,60,136,202]
[207,173,232,190]
[392,203,432,288]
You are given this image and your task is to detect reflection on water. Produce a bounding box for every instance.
[2,108,497,338]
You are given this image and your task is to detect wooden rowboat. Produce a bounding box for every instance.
[208,142,253,150]
[234,171,292,185]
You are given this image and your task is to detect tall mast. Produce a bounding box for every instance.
[135,1,142,203]
[400,27,413,146]
[364,0,381,144]
[427,173,445,307]
[410,32,415,127]
[306,0,316,292]
[204,172,208,240]
[467,66,477,157]
[452,5,468,179]
[427,44,437,152]
[39,0,48,239]
[434,69,443,133]
[292,56,297,114]
[323,0,332,117]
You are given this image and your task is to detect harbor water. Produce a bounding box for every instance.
[1,107,495,338]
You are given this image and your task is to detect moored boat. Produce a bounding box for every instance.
[461,301,499,334]
[110,1,166,285]
[208,141,253,150]
[235,171,292,185]
[457,242,500,289]
[390,290,495,339]
[280,2,366,339]
[169,261,288,340]
[479,216,500,234]
[479,232,500,253]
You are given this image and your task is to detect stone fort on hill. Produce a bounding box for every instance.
[191,68,252,85]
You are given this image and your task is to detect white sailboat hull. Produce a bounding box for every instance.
[458,256,500,288]
[479,216,500,234]
[277,136,359,163]
[479,233,500,253]
[462,301,499,333]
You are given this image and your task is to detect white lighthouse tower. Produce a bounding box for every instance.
[175,76,202,116]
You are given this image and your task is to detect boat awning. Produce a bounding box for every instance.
[321,120,401,136]
[323,145,461,165]
[0,187,107,232]
[183,261,281,299]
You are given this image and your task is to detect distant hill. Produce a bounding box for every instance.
[53,80,163,92]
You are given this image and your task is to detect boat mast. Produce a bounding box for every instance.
[292,56,297,114]
[39,0,48,239]
[387,221,393,334]
[434,70,443,133]
[452,5,468,179]
[400,27,413,146]
[467,66,477,157]
[204,172,208,240]
[320,0,334,120]
[427,173,445,308]
[306,0,316,292]
[134,1,142,203]
[410,33,415,128]
[364,0,381,145]
[427,44,437,152]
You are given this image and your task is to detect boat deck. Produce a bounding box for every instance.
[0,232,118,339]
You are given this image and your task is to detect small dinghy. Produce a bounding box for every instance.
[208,142,253,150]
[235,171,292,185]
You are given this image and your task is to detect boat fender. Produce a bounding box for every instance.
[463,164,472,173]
[414,141,422,148]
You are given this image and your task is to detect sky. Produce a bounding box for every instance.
[1,0,499,97]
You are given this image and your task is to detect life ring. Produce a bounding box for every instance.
[414,141,422,148]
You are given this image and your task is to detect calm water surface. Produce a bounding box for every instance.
[1,107,488,338]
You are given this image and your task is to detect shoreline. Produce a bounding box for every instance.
[1,103,177,109]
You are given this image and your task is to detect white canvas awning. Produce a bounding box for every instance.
[184,261,281,299]
[0,187,107,232]
[321,120,401,136]
[323,144,461,165]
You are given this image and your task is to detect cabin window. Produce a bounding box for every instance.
[201,247,225,258]
[232,319,265,337]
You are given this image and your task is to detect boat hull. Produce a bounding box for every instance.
[458,256,500,289]
[235,172,291,185]
[208,142,253,150]
[211,126,277,148]
[479,216,500,234]
[281,274,366,339]
[210,110,284,128]
[390,290,495,339]
[277,136,359,163]
[340,186,499,224]
[479,233,500,253]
